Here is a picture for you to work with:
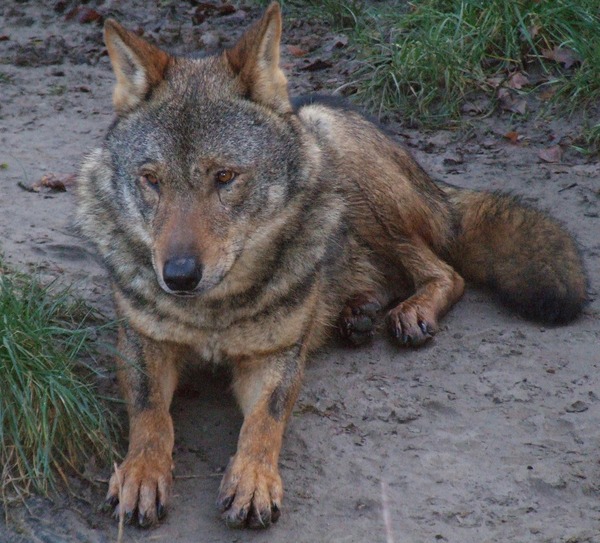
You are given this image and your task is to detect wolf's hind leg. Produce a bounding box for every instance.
[387,241,464,347]
[338,291,382,346]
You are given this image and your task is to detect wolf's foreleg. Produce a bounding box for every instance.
[218,346,305,529]
[104,324,182,527]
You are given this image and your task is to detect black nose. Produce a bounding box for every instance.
[162,256,203,293]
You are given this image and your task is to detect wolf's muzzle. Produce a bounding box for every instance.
[162,256,203,293]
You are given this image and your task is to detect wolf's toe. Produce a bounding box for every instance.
[104,449,172,529]
[387,305,436,347]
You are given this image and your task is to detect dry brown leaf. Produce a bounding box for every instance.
[510,99,527,115]
[216,4,236,16]
[461,97,490,115]
[486,75,504,89]
[20,173,77,193]
[330,34,348,49]
[42,173,76,190]
[507,72,530,90]
[528,25,540,39]
[65,6,104,25]
[300,58,333,72]
[504,131,520,144]
[287,45,308,58]
[538,145,563,164]
[542,47,581,69]
[498,88,527,115]
[192,2,235,24]
[539,87,557,101]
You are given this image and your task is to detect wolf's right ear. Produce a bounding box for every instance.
[104,20,170,114]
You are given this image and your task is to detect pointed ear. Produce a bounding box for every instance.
[104,19,170,114]
[225,2,291,113]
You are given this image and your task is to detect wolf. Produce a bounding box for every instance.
[77,2,587,530]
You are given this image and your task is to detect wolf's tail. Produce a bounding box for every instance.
[443,187,587,324]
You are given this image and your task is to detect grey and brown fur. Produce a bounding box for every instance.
[77,2,587,530]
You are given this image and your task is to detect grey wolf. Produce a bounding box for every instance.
[77,2,587,529]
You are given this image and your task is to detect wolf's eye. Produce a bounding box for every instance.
[215,169,236,185]
[140,173,160,192]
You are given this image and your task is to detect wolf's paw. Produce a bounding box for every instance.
[217,454,282,529]
[102,448,173,528]
[387,302,436,347]
[338,292,381,346]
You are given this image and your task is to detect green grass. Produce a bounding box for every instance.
[266,0,600,130]
[577,122,600,155]
[348,0,600,126]
[0,261,118,507]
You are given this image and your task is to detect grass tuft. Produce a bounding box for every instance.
[275,0,600,130]
[350,0,600,126]
[0,261,118,508]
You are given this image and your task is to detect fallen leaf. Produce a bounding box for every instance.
[65,6,104,24]
[507,72,530,90]
[538,145,563,163]
[511,98,527,115]
[300,58,333,72]
[461,97,491,115]
[528,24,540,39]
[20,173,76,193]
[329,34,348,49]
[0,35,9,42]
[542,47,581,69]
[498,88,527,115]
[539,87,556,101]
[504,131,520,144]
[192,2,235,24]
[486,75,504,89]
[192,3,217,24]
[287,45,308,58]
[216,4,236,16]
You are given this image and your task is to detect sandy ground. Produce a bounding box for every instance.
[1,1,599,542]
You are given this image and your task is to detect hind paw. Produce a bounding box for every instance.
[338,292,381,346]
[387,302,436,347]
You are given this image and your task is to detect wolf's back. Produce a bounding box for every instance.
[445,187,587,323]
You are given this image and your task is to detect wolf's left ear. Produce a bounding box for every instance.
[225,2,291,114]
[104,20,170,114]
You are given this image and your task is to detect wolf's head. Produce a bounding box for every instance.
[96,3,317,297]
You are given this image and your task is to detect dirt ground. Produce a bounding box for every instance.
[1,1,599,542]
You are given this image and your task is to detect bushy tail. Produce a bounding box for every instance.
[445,188,587,324]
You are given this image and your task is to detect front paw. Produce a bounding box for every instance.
[217,454,283,529]
[102,448,173,528]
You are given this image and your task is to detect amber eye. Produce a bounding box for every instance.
[140,173,160,191]
[216,169,236,185]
